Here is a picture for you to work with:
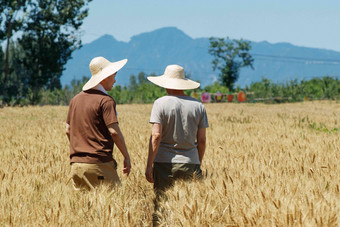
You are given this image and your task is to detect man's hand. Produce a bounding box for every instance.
[123,158,131,176]
[107,123,131,176]
[145,123,162,183]
[197,128,206,163]
[145,165,154,183]
[65,123,70,141]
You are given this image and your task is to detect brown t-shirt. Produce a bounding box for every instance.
[66,89,118,164]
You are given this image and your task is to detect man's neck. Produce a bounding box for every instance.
[166,89,186,96]
[93,83,108,94]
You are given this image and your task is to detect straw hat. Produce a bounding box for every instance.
[82,56,128,91]
[147,65,200,90]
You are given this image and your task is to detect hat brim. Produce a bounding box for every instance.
[83,59,128,91]
[147,75,200,90]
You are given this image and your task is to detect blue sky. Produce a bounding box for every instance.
[80,0,340,52]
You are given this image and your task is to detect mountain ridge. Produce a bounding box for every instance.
[61,27,340,88]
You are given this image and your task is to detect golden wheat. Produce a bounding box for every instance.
[0,101,339,226]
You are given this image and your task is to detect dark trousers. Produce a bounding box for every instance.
[152,162,202,226]
[153,162,203,193]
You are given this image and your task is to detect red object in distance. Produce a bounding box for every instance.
[237,91,246,102]
[227,94,233,102]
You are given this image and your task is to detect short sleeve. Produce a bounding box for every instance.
[102,99,118,126]
[66,99,73,124]
[149,100,162,124]
[198,105,209,129]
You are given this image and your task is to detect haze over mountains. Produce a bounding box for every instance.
[61,27,340,88]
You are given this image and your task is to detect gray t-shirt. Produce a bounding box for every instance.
[149,95,209,164]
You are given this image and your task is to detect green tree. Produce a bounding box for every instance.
[0,48,4,91]
[16,0,92,104]
[129,74,137,90]
[209,37,254,91]
[204,81,229,94]
[5,41,28,104]
[0,0,27,105]
[137,72,147,84]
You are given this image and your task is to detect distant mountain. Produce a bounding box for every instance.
[61,27,340,88]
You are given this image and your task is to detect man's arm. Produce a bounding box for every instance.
[197,128,206,164]
[145,123,162,183]
[65,123,70,141]
[107,123,131,176]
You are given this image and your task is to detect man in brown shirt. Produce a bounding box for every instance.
[66,56,131,190]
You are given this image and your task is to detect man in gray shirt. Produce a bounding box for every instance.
[145,64,209,193]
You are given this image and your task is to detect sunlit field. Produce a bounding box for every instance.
[0,101,339,226]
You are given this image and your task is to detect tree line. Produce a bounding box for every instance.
[29,74,340,106]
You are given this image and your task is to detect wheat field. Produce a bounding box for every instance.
[0,101,339,226]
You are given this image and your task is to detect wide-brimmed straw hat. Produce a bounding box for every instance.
[147,65,200,90]
[82,56,127,91]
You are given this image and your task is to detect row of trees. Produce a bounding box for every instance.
[32,74,339,106]
[0,0,92,105]
[248,76,340,102]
